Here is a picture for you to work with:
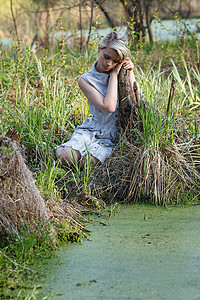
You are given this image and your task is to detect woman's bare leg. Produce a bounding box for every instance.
[89,155,100,166]
[79,154,100,170]
[56,146,101,168]
[56,146,81,167]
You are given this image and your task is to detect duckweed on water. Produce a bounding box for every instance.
[35,204,200,300]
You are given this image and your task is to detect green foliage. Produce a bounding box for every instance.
[55,219,82,243]
[0,145,14,154]
[0,220,54,299]
[0,45,93,297]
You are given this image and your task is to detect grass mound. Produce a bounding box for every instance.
[0,134,85,238]
[0,135,50,235]
[89,132,200,205]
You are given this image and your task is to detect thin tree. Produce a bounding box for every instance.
[79,0,84,51]
[144,0,153,44]
[44,0,53,50]
[85,0,94,49]
[94,0,116,28]
[10,0,20,46]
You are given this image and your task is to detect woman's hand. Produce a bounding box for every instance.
[111,57,134,75]
[110,61,123,76]
[122,57,134,71]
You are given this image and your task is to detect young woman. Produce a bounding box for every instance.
[56,31,140,166]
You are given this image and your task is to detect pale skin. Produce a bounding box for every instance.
[56,45,139,167]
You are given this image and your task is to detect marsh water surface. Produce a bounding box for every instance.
[37,205,200,299]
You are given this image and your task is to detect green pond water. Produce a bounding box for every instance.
[36,205,200,300]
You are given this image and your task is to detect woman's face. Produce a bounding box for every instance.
[96,46,121,73]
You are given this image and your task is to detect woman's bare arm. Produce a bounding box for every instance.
[78,58,140,112]
[78,62,123,113]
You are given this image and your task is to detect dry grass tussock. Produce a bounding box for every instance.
[89,130,200,205]
[0,135,85,237]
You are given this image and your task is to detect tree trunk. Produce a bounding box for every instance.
[44,0,52,50]
[10,0,20,46]
[145,0,153,45]
[79,1,83,51]
[85,0,94,49]
[118,67,144,142]
[94,0,116,28]
[120,0,146,44]
[118,67,138,131]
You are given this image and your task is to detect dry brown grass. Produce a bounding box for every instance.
[0,135,85,237]
[0,136,49,235]
[88,131,200,205]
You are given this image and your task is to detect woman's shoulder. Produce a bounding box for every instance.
[80,61,109,80]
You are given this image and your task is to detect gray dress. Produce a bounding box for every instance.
[59,62,119,163]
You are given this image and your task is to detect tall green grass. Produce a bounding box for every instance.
[1,39,200,200]
[134,58,200,204]
[1,47,94,200]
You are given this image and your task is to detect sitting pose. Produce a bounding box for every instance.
[56,31,140,167]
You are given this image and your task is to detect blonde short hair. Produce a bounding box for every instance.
[99,31,129,61]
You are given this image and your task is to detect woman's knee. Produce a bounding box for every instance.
[56,146,68,160]
[56,147,62,159]
[90,155,100,166]
[56,146,81,166]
